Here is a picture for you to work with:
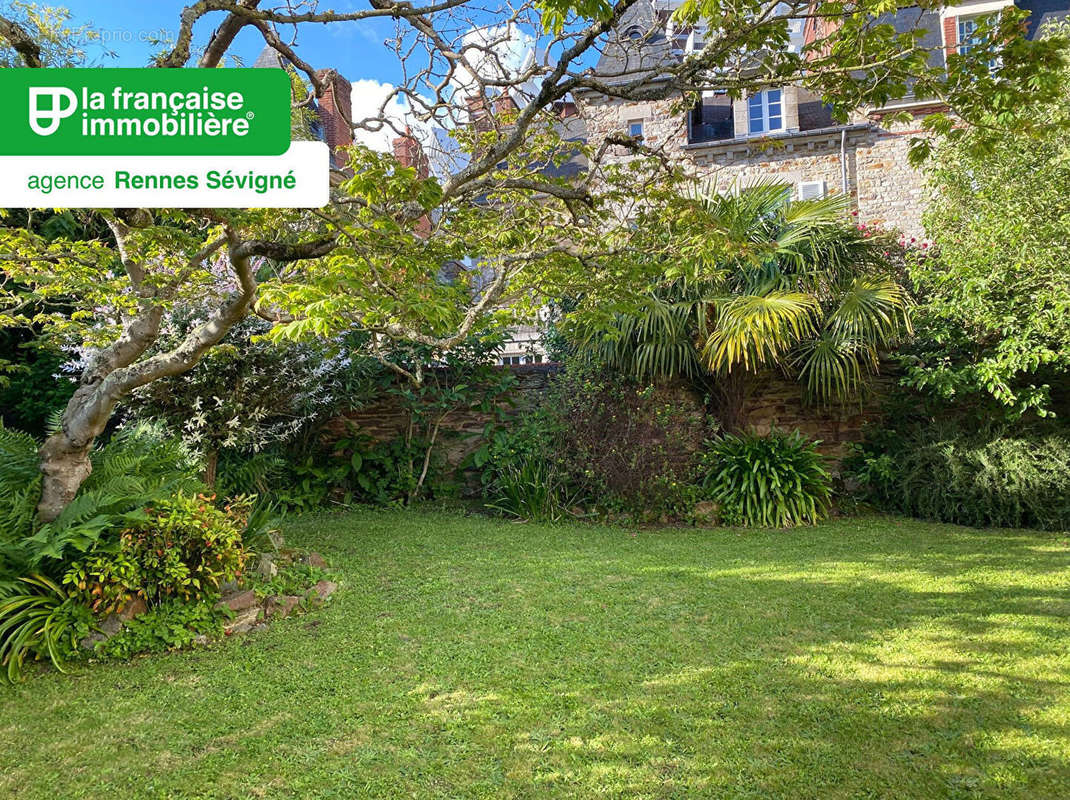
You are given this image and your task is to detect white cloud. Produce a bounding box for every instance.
[453,23,536,97]
[349,78,425,153]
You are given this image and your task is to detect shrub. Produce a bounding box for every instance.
[546,360,714,519]
[0,574,92,683]
[485,458,582,523]
[702,430,832,527]
[1,422,203,584]
[64,494,249,613]
[94,599,223,661]
[845,422,1070,530]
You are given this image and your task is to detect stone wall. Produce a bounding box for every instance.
[578,93,931,238]
[328,364,884,470]
[325,365,555,467]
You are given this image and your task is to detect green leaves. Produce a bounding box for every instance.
[575,182,909,404]
[906,25,1070,417]
[701,430,831,528]
[0,573,89,683]
[703,291,820,372]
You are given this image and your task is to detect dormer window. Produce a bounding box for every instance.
[625,26,644,41]
[748,89,784,135]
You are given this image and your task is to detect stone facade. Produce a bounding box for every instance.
[577,92,932,238]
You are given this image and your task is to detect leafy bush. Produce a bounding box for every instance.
[94,599,223,660]
[64,494,249,613]
[0,424,42,563]
[701,430,832,527]
[486,458,582,523]
[473,407,575,522]
[1,423,204,584]
[547,361,714,519]
[845,422,1070,530]
[0,340,75,436]
[0,574,92,683]
[1,426,202,583]
[249,561,331,601]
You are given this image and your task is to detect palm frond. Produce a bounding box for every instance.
[702,291,820,372]
[792,332,875,403]
[828,277,913,345]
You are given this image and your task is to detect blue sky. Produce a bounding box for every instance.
[61,0,404,83]
[56,0,547,153]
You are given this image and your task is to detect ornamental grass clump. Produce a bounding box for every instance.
[702,430,831,527]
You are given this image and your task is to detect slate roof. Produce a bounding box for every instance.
[1020,0,1070,37]
[591,1,676,86]
[252,45,285,70]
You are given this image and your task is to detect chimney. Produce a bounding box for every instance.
[392,128,429,179]
[392,129,432,237]
[315,68,353,165]
[556,100,578,119]
[493,91,517,117]
[466,93,493,132]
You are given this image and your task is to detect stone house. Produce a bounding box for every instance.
[575,0,1068,238]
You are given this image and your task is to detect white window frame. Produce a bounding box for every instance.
[747,89,784,135]
[957,14,1000,70]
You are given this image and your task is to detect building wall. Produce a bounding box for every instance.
[579,93,931,237]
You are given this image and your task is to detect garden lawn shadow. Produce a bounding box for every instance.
[1,510,1067,799]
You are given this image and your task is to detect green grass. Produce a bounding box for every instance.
[2,511,1069,799]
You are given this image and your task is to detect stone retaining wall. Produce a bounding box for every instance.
[327,364,885,469]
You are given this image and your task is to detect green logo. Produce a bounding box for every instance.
[4,68,291,155]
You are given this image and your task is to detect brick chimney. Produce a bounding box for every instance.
[466,93,493,132]
[393,129,432,237]
[493,91,517,117]
[392,128,430,179]
[315,69,353,165]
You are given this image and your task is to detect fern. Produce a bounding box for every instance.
[0,424,41,546]
[0,422,204,582]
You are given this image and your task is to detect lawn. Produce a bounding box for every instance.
[2,511,1068,799]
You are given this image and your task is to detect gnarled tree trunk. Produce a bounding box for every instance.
[36,230,261,522]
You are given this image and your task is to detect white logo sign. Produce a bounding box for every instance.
[29,87,77,136]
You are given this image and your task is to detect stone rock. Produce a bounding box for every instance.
[79,609,126,651]
[265,594,302,619]
[255,553,278,578]
[693,501,720,526]
[192,634,210,646]
[216,588,258,613]
[312,580,338,602]
[220,580,241,594]
[305,551,328,569]
[117,596,148,621]
[223,606,262,635]
[79,631,107,651]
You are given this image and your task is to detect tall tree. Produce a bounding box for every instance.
[902,24,1070,419]
[575,183,911,429]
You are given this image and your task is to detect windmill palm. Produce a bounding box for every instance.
[577,180,911,429]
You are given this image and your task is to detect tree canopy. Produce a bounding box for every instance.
[0,0,1064,519]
